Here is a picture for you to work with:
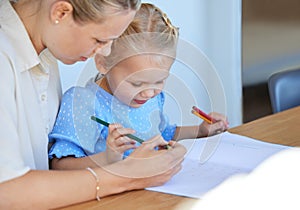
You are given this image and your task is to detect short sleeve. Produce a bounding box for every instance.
[49,139,86,159]
[49,87,103,159]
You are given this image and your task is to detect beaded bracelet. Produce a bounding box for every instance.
[86,167,100,201]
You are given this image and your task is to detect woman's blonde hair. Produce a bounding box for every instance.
[103,3,179,69]
[69,0,141,23]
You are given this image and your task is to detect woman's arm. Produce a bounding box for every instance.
[0,137,186,209]
[0,169,104,210]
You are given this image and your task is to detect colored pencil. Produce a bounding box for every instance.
[191,106,217,124]
[91,116,171,149]
[91,116,144,144]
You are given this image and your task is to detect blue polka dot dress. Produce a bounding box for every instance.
[48,78,176,159]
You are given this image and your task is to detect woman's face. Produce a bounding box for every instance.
[45,11,136,64]
[106,55,174,108]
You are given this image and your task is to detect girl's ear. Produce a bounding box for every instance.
[94,54,109,75]
[50,1,73,24]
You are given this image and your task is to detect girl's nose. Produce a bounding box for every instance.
[95,41,113,56]
[141,89,155,98]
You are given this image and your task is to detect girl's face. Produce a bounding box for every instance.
[45,10,136,64]
[106,55,174,108]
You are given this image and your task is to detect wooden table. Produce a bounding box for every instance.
[59,106,300,210]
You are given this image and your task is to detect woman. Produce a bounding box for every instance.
[0,0,186,209]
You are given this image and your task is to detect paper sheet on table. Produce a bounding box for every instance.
[146,131,290,198]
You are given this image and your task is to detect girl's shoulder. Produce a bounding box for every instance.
[63,86,94,97]
[61,86,98,106]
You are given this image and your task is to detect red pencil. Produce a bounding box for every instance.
[192,106,217,124]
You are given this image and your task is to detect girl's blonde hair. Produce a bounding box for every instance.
[69,0,141,23]
[103,3,179,69]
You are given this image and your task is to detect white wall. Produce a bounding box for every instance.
[204,0,242,126]
[59,0,243,126]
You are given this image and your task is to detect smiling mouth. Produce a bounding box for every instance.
[133,99,148,104]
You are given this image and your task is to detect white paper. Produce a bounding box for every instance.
[146,131,289,198]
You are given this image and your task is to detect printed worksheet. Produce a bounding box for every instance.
[146,131,290,198]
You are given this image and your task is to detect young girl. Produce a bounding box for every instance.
[49,3,228,168]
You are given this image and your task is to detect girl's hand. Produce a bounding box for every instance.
[198,112,229,137]
[105,123,137,164]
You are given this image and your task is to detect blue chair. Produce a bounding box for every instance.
[268,68,300,113]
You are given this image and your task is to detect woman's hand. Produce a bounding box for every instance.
[105,123,136,164]
[198,112,229,137]
[104,135,186,190]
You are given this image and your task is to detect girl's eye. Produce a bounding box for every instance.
[156,80,165,84]
[131,82,142,87]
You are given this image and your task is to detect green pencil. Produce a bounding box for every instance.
[90,116,171,149]
[90,116,144,144]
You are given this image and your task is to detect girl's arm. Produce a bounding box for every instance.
[51,124,137,170]
[51,152,108,170]
[173,112,229,141]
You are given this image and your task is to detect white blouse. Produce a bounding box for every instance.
[0,0,61,183]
